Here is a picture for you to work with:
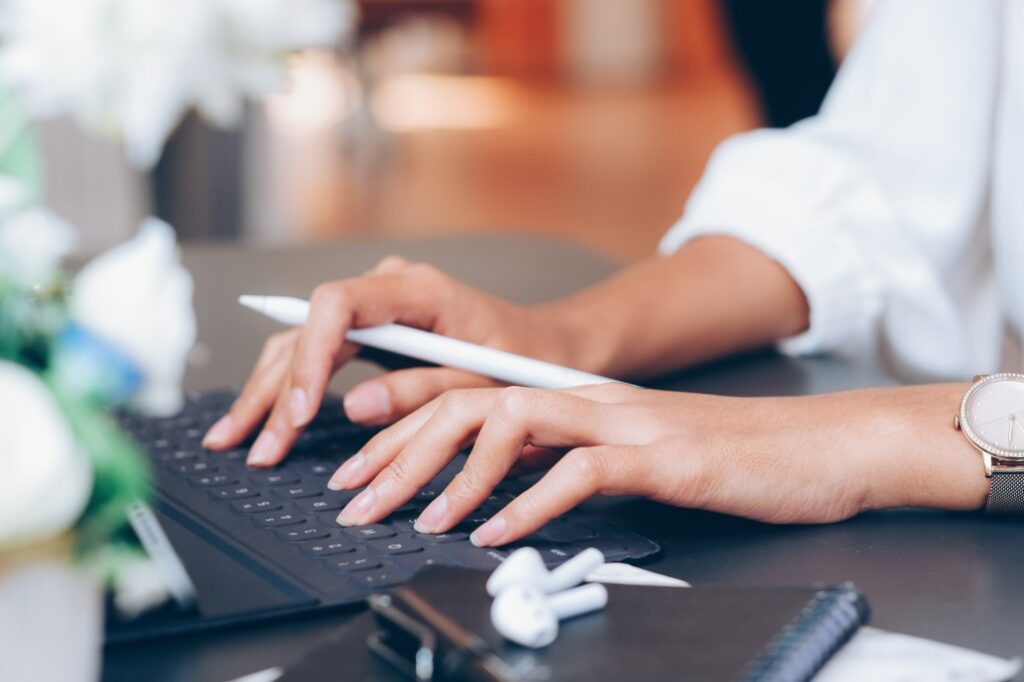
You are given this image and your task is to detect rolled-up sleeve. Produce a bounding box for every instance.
[659,0,1002,376]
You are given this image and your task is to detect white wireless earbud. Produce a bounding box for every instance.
[486,547,606,596]
[486,547,548,596]
[545,547,605,593]
[490,582,609,648]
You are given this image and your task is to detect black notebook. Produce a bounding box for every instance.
[279,566,869,682]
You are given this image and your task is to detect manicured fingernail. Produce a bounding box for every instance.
[289,387,309,428]
[328,453,365,490]
[247,431,278,466]
[337,487,376,526]
[202,416,232,448]
[470,516,507,547]
[414,494,448,533]
[344,383,391,424]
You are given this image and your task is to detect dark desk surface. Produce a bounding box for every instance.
[103,235,1022,681]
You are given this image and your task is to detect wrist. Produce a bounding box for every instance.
[860,384,987,513]
[531,297,618,376]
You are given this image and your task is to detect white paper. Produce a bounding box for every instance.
[815,627,1021,682]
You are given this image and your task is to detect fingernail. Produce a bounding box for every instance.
[344,383,391,424]
[328,453,365,490]
[289,387,309,428]
[247,431,278,466]
[337,487,376,526]
[470,516,507,547]
[202,416,233,448]
[414,494,448,533]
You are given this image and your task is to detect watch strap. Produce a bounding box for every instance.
[986,471,1024,513]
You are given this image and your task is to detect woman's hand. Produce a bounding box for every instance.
[202,236,816,468]
[202,256,581,466]
[327,383,988,546]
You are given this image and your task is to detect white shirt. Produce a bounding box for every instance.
[659,0,1022,381]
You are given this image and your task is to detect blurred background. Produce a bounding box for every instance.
[42,0,875,263]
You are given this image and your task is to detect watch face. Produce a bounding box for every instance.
[961,374,1024,459]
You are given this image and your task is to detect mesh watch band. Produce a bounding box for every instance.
[986,472,1024,513]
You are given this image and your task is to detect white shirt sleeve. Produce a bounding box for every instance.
[659,0,1003,378]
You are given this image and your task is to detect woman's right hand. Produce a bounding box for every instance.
[201,256,583,467]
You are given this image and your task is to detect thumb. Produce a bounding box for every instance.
[343,367,499,425]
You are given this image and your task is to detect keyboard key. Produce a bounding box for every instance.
[353,570,406,589]
[189,473,238,487]
[232,499,283,514]
[344,525,396,541]
[254,513,305,527]
[417,531,468,544]
[278,526,330,542]
[168,461,216,474]
[306,463,333,477]
[159,449,196,462]
[395,551,443,574]
[447,546,507,570]
[209,485,260,500]
[367,538,424,556]
[329,553,382,573]
[296,498,345,513]
[276,486,323,499]
[251,471,300,486]
[301,540,355,557]
[388,516,418,533]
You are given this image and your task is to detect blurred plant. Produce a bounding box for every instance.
[0,93,196,615]
[0,0,356,167]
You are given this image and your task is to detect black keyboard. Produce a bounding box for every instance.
[112,390,659,636]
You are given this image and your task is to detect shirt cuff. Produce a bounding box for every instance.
[658,139,883,356]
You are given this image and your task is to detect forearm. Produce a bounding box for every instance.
[536,236,810,378]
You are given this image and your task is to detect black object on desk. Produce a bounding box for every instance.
[278,566,870,682]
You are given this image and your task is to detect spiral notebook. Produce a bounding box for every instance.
[278,566,870,682]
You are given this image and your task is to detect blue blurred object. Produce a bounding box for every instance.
[52,322,142,405]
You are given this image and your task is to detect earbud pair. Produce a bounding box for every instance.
[488,547,608,648]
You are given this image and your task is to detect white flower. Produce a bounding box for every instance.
[0,179,77,287]
[71,218,196,416]
[0,0,356,167]
[0,361,93,550]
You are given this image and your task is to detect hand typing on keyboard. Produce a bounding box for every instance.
[320,382,983,548]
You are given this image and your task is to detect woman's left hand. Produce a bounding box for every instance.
[326,383,987,547]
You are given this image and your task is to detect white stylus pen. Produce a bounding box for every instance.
[238,295,620,389]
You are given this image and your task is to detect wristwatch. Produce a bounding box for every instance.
[955,373,1024,513]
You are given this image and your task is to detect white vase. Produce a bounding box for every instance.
[0,538,103,682]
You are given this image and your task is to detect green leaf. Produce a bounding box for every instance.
[46,381,153,557]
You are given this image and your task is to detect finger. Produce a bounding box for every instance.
[203,331,297,450]
[288,268,454,429]
[470,445,653,546]
[327,395,448,491]
[368,254,412,274]
[415,387,615,534]
[334,389,500,526]
[246,374,306,467]
[507,446,563,477]
[343,367,499,425]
